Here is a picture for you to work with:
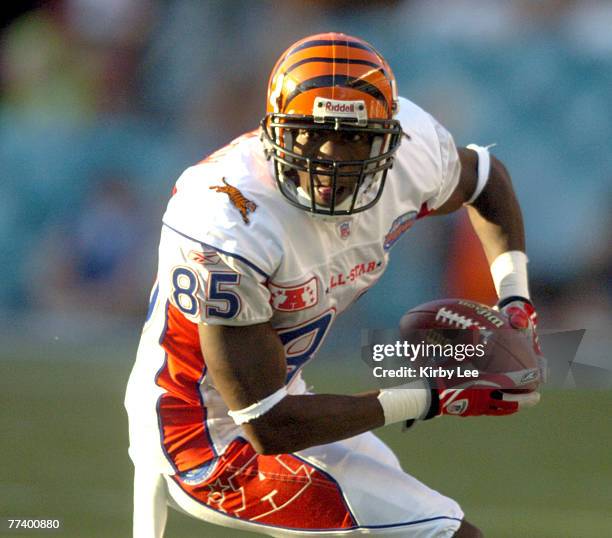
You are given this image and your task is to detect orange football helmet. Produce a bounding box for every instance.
[261,32,403,216]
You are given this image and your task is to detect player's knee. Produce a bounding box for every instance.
[454,518,483,538]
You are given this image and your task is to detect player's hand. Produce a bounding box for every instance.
[496,296,541,355]
[428,297,543,419]
[429,384,540,418]
[496,296,547,384]
[405,379,540,428]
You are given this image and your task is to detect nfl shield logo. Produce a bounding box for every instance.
[338,220,351,239]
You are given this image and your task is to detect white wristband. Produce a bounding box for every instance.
[490,250,530,300]
[464,144,491,205]
[228,386,288,425]
[377,381,430,425]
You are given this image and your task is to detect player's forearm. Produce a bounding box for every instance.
[466,156,525,263]
[242,392,385,455]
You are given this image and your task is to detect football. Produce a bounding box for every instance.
[399,298,541,392]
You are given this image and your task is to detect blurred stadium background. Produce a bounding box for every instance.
[1,1,611,536]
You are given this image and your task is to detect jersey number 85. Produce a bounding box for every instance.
[171,266,241,319]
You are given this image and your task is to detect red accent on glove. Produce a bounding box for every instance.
[500,299,542,356]
[506,306,530,330]
[438,387,519,417]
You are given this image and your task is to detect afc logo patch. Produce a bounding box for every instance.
[269,277,318,312]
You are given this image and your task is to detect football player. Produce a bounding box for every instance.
[125,32,541,537]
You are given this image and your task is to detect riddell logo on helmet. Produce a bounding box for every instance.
[313,97,367,123]
[325,102,355,113]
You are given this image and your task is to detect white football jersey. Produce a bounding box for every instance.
[125,96,461,474]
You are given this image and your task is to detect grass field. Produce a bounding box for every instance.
[2,350,611,537]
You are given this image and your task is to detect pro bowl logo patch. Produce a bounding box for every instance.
[383,210,417,250]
